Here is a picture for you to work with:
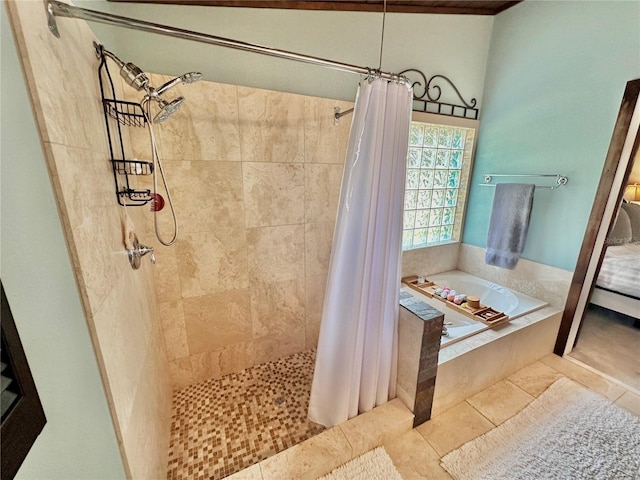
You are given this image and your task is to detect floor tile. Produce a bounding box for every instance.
[167,350,324,480]
[568,304,640,390]
[416,401,494,457]
[338,398,414,457]
[508,361,565,397]
[467,379,534,425]
[541,354,626,401]
[259,427,352,480]
[384,430,453,480]
[225,463,263,479]
[614,391,640,417]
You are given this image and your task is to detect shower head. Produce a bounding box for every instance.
[152,96,185,124]
[95,43,199,124]
[156,72,203,95]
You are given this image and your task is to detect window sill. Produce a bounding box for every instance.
[402,240,460,252]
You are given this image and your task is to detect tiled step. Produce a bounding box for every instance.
[226,398,414,480]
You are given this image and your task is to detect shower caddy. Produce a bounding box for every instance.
[95,43,154,207]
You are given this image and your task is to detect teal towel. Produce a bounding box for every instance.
[485,183,535,270]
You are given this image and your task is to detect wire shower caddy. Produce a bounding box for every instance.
[95,42,154,206]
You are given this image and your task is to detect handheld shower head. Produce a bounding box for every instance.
[156,72,202,95]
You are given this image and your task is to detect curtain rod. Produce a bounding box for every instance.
[45,0,406,82]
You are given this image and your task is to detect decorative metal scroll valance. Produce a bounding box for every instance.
[334,68,479,123]
[399,69,479,120]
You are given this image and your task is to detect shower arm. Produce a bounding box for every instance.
[45,0,407,83]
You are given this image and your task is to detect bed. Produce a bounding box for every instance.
[591,202,640,319]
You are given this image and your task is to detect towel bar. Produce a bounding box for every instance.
[480,174,568,190]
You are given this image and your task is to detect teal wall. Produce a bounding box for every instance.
[462,0,640,271]
[75,0,493,106]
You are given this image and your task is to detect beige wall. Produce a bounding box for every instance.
[6,1,172,478]
[122,73,352,389]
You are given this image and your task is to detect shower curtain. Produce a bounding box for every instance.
[308,77,412,428]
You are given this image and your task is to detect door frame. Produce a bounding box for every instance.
[555,79,640,356]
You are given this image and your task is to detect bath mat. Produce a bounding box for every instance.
[317,446,402,480]
[441,377,640,479]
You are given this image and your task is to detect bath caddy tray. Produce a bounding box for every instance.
[401,276,509,327]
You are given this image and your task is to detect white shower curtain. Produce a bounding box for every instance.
[308,77,413,428]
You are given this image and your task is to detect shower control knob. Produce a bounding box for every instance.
[127,234,156,270]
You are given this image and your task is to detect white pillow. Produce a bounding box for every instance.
[608,207,632,245]
[621,202,640,242]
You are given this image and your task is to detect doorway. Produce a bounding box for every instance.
[555,79,640,392]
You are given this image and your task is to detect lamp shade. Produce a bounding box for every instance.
[623,184,640,202]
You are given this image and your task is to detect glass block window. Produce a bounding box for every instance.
[403,120,476,249]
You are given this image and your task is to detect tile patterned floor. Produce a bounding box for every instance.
[166,350,325,480]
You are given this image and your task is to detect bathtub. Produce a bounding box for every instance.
[403,270,548,347]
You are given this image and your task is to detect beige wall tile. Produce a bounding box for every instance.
[44,144,123,314]
[278,326,307,358]
[254,327,306,364]
[169,357,194,391]
[159,300,188,361]
[305,222,334,277]
[433,311,561,416]
[305,321,321,351]
[304,97,352,164]
[247,225,305,282]
[153,75,241,162]
[243,162,305,227]
[153,246,182,302]
[305,164,344,224]
[176,231,249,297]
[161,161,246,234]
[251,279,305,338]
[87,253,166,431]
[305,274,327,325]
[457,244,572,308]
[122,330,172,480]
[7,0,107,153]
[253,336,281,366]
[402,243,460,277]
[238,86,305,163]
[183,289,251,354]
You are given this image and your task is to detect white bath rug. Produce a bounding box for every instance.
[317,446,402,480]
[441,377,640,480]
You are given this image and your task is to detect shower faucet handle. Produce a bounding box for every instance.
[127,235,156,269]
[138,244,156,264]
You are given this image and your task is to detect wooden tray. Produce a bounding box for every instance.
[401,276,509,326]
[446,301,509,326]
[401,276,436,297]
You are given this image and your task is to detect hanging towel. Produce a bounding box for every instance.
[485,183,535,270]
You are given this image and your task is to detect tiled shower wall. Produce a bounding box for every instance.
[125,75,353,389]
[7,1,172,478]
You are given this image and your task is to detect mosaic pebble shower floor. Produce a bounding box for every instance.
[166,350,325,479]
